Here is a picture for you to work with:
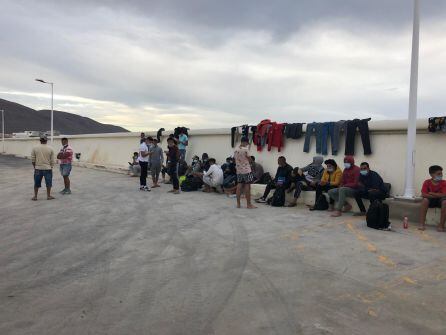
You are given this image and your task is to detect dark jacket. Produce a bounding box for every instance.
[274,163,293,185]
[359,170,385,192]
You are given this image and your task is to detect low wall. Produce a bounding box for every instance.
[3,119,446,197]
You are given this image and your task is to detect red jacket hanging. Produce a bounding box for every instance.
[255,119,272,151]
[268,123,285,152]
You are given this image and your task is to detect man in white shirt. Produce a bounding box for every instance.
[138,137,152,191]
[31,135,55,200]
[201,158,224,193]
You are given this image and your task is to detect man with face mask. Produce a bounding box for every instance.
[328,156,360,217]
[353,162,386,216]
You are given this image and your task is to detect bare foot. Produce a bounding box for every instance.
[31,197,37,201]
[47,196,55,200]
[173,190,180,194]
[418,226,426,231]
[247,205,257,209]
[328,206,334,212]
[168,189,175,193]
[437,226,445,232]
[330,211,342,217]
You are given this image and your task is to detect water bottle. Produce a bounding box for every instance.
[403,217,409,229]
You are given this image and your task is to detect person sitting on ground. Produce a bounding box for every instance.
[222,157,238,195]
[301,156,324,190]
[328,156,360,217]
[128,152,140,176]
[419,165,446,232]
[186,155,202,176]
[194,158,224,193]
[234,137,256,209]
[353,162,387,216]
[256,156,293,203]
[201,153,210,172]
[309,159,342,211]
[250,156,264,183]
[286,167,306,207]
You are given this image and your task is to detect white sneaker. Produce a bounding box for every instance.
[144,186,151,192]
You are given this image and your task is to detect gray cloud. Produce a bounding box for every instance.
[1,0,446,131]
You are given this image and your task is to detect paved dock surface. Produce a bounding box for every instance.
[1,155,445,335]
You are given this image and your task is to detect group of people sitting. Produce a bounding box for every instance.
[254,155,389,217]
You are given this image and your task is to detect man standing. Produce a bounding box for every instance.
[149,139,164,188]
[178,129,188,161]
[138,137,151,191]
[166,137,180,194]
[31,135,55,200]
[234,138,256,209]
[57,137,74,194]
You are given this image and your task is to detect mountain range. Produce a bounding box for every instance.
[0,99,129,135]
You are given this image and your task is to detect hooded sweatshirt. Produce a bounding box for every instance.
[341,156,360,188]
[302,156,324,183]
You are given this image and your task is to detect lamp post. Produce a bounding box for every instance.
[402,0,420,199]
[35,79,54,143]
[1,109,4,153]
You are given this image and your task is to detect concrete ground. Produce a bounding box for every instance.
[1,155,446,335]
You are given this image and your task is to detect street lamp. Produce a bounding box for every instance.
[1,109,4,153]
[402,0,420,199]
[35,78,54,143]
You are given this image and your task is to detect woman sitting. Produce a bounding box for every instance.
[310,159,342,211]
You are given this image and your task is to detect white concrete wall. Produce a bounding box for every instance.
[3,119,446,197]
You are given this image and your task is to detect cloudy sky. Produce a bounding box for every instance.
[1,0,446,131]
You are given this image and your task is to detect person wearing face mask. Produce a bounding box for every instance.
[419,165,446,231]
[328,156,360,217]
[353,162,386,216]
[310,159,342,211]
[201,153,210,172]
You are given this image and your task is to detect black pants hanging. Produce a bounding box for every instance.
[139,161,148,186]
[345,119,372,155]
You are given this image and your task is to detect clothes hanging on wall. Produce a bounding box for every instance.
[268,123,286,152]
[303,122,323,154]
[285,123,304,139]
[255,119,272,151]
[428,117,446,133]
[344,118,372,155]
[231,126,241,148]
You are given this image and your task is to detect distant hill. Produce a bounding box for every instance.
[0,99,129,135]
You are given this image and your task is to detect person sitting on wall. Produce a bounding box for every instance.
[353,162,387,216]
[301,156,324,190]
[309,159,342,211]
[194,158,224,193]
[128,152,141,176]
[419,165,446,232]
[328,156,360,217]
[250,156,264,183]
[186,155,202,176]
[286,167,306,207]
[255,156,293,203]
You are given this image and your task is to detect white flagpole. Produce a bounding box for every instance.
[402,0,420,199]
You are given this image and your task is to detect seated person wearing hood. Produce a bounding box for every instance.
[187,155,202,176]
[353,162,387,216]
[310,159,342,210]
[286,156,324,207]
[328,156,360,217]
[256,156,293,203]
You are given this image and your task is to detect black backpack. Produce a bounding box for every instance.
[312,194,329,211]
[268,187,286,207]
[181,176,203,192]
[366,200,390,230]
[259,172,273,185]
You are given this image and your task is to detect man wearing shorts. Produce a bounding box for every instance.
[149,139,164,187]
[31,135,55,200]
[234,137,256,209]
[57,137,74,194]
